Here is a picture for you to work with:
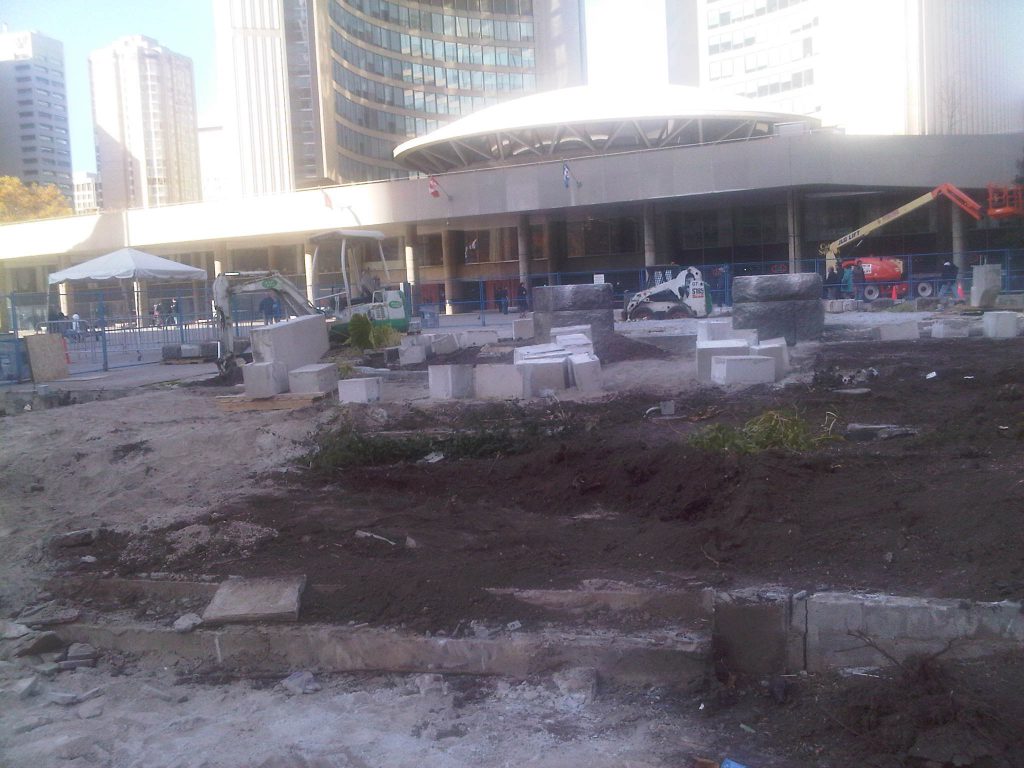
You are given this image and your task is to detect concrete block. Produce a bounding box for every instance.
[569,353,602,392]
[25,334,69,382]
[696,339,749,381]
[696,319,733,342]
[551,324,592,340]
[250,314,329,372]
[199,341,220,359]
[732,299,824,343]
[474,364,526,399]
[514,343,568,363]
[459,329,500,348]
[970,264,1002,307]
[242,361,289,397]
[930,320,969,339]
[714,587,798,680]
[161,344,182,360]
[824,299,846,313]
[516,357,568,394]
[512,316,535,340]
[710,355,775,386]
[982,311,1020,339]
[843,299,856,312]
[876,320,920,341]
[287,363,339,395]
[732,273,822,303]
[398,344,427,366]
[730,328,759,345]
[995,294,1024,309]
[428,365,474,399]
[554,332,595,355]
[532,284,613,313]
[751,338,789,381]
[534,309,615,344]
[337,377,382,403]
[202,576,307,625]
[179,344,201,358]
[429,333,459,356]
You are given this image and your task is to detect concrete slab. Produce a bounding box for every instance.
[550,324,592,340]
[729,328,759,346]
[287,363,339,395]
[516,357,568,394]
[242,361,289,397]
[982,311,1019,338]
[569,353,602,392]
[513,343,567,363]
[696,319,733,342]
[201,576,307,625]
[532,284,613,313]
[875,320,920,341]
[971,264,1002,307]
[429,333,459,355]
[732,273,823,302]
[337,377,382,403]
[179,344,201,358]
[710,355,775,386]
[696,339,749,381]
[715,587,799,680]
[459,329,500,348]
[751,339,789,380]
[428,364,474,399]
[732,298,824,343]
[398,344,427,366]
[554,332,595,355]
[930,320,969,339]
[512,316,534,340]
[250,315,329,372]
[474,364,526,399]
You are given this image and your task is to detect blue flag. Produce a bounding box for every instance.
[563,161,570,189]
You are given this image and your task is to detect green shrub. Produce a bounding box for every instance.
[690,409,831,454]
[348,313,372,350]
[369,323,402,349]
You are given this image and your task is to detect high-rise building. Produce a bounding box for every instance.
[215,0,587,194]
[198,125,228,201]
[89,36,201,210]
[0,30,73,199]
[72,171,102,214]
[672,0,1024,135]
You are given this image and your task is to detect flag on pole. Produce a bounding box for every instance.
[322,189,334,209]
[428,176,441,198]
[563,161,571,189]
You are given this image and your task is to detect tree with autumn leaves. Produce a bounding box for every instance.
[0,176,72,223]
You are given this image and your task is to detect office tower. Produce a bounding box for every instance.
[215,0,587,193]
[89,36,201,209]
[674,0,1024,135]
[0,30,73,199]
[72,171,102,213]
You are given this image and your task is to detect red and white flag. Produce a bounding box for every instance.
[322,189,334,209]
[428,176,441,198]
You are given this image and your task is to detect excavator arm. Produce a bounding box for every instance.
[820,183,983,268]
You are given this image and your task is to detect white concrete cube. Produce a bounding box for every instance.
[696,339,750,381]
[459,329,500,348]
[516,357,568,395]
[250,315,329,372]
[288,363,339,395]
[243,361,289,398]
[398,344,427,366]
[554,332,595,355]
[473,364,526,399]
[751,339,789,381]
[512,316,535,340]
[697,319,733,342]
[429,334,459,355]
[876,321,920,341]
[179,344,202,358]
[930,320,969,339]
[710,355,776,386]
[982,311,1020,339]
[549,323,592,340]
[514,343,567,363]
[569,353,602,392]
[337,377,381,403]
[428,365,474,399]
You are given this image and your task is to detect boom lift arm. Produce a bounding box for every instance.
[819,183,983,268]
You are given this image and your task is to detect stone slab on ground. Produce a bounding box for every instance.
[876,320,920,341]
[729,328,759,345]
[982,311,1020,339]
[930,320,969,339]
[551,324,593,340]
[250,315,329,372]
[515,357,568,394]
[710,355,775,386]
[337,377,382,403]
[161,344,182,360]
[732,273,822,303]
[474,364,526,399]
[429,333,459,355]
[751,338,789,381]
[287,363,339,395]
[696,339,749,381]
[428,364,474,399]
[242,361,289,398]
[569,353,602,392]
[398,344,427,366]
[514,343,568,363]
[732,299,824,343]
[459,329,500,348]
[179,344,201,358]
[531,284,613,313]
[24,334,69,383]
[995,294,1024,309]
[553,332,594,355]
[201,576,308,625]
[512,316,534,340]
[696,319,732,342]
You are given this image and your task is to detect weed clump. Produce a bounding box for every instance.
[309,425,527,469]
[690,410,833,454]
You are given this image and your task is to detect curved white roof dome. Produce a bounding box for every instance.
[394,83,817,173]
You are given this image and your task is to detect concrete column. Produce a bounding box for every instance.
[787,191,802,272]
[35,266,47,294]
[404,224,420,314]
[191,254,206,320]
[542,217,555,276]
[212,242,233,276]
[643,204,657,267]
[441,228,457,314]
[517,214,530,284]
[304,250,316,303]
[0,265,10,331]
[57,255,72,315]
[132,279,148,321]
[951,206,967,273]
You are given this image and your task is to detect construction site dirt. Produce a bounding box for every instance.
[3,329,1023,767]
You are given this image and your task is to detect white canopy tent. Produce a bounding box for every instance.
[47,248,208,324]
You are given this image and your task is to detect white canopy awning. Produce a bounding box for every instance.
[48,248,208,284]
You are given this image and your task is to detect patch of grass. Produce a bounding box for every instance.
[369,324,402,349]
[690,409,834,454]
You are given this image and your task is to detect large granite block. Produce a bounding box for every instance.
[732,299,824,343]
[532,284,613,313]
[250,315,328,372]
[732,273,823,303]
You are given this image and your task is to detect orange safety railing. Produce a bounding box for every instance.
[987,184,1024,220]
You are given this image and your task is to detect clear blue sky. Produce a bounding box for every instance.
[2,0,215,174]
[1,0,663,175]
